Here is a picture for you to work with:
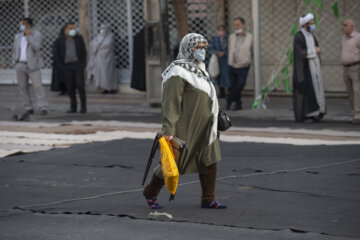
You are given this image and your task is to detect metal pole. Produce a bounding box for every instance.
[24,0,29,17]
[127,0,134,75]
[252,0,262,108]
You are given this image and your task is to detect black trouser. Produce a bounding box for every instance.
[62,64,86,112]
[227,66,250,106]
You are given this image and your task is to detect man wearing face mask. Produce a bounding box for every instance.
[87,24,117,94]
[227,17,253,111]
[55,22,87,113]
[12,17,48,115]
[293,13,326,122]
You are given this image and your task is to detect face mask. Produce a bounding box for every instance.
[68,29,77,37]
[20,25,26,32]
[218,30,225,36]
[235,29,243,34]
[309,24,316,32]
[194,49,206,62]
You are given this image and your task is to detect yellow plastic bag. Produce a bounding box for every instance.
[159,137,179,199]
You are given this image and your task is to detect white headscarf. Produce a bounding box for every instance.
[299,13,314,26]
[161,33,219,145]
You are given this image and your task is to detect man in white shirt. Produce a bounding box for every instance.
[227,17,252,111]
[12,17,48,115]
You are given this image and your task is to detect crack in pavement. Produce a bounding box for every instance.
[219,181,359,202]
[2,159,134,169]
[4,207,358,239]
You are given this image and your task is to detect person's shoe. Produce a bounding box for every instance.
[201,200,227,209]
[59,91,67,96]
[232,104,242,111]
[66,109,76,113]
[143,192,163,209]
[19,113,30,121]
[40,110,47,115]
[311,116,322,123]
[79,109,87,114]
[26,109,34,114]
[352,119,360,124]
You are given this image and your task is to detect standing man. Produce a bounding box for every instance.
[227,17,252,110]
[55,22,87,113]
[341,19,360,124]
[12,17,48,115]
[293,13,326,122]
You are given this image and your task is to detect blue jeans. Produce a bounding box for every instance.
[227,66,250,106]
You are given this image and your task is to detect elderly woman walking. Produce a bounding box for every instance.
[143,33,226,209]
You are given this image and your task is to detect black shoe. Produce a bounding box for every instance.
[66,109,76,113]
[19,113,30,121]
[79,109,86,114]
[26,109,34,114]
[40,110,47,115]
[232,104,242,111]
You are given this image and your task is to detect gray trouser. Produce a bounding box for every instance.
[343,64,360,120]
[15,62,48,111]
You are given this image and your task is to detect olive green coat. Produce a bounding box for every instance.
[154,76,221,177]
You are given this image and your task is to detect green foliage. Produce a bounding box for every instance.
[332,2,339,19]
[291,21,297,36]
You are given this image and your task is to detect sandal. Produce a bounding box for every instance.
[201,200,227,209]
[143,192,163,209]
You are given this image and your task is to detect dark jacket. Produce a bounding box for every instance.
[210,35,231,88]
[51,27,66,92]
[292,30,319,122]
[55,34,87,70]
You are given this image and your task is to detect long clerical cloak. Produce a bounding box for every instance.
[292,31,319,122]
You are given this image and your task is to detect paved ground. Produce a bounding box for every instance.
[0,85,359,239]
[1,139,359,239]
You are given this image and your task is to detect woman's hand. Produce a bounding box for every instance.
[163,135,173,141]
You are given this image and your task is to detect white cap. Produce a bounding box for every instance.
[299,13,314,26]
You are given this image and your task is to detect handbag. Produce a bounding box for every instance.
[208,53,219,78]
[218,110,231,131]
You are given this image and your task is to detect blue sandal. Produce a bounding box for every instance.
[201,200,227,209]
[143,192,163,209]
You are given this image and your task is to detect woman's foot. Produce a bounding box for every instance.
[143,192,163,209]
[201,200,227,209]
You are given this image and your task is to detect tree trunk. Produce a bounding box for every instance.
[78,0,89,55]
[214,0,225,27]
[172,0,189,40]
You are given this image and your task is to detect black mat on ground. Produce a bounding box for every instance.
[1,140,359,239]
